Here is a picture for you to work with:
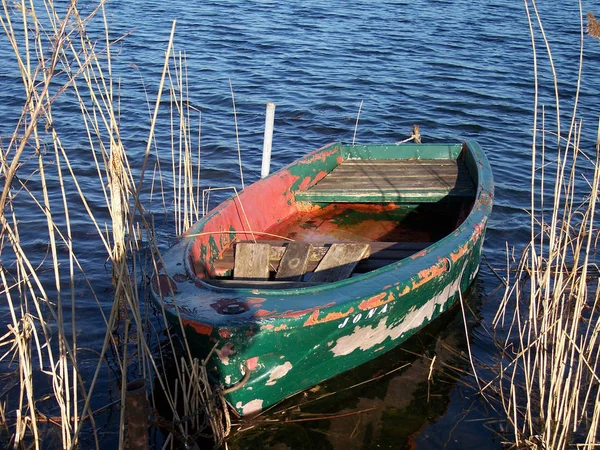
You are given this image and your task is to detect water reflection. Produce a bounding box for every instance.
[224,281,494,450]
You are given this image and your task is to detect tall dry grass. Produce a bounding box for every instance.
[488,2,600,448]
[0,2,227,449]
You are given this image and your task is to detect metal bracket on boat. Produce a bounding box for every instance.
[222,362,251,395]
[443,257,452,273]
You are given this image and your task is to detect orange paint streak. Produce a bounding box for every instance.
[411,263,447,290]
[277,302,337,320]
[358,292,387,311]
[450,241,471,263]
[247,297,267,305]
[303,307,354,327]
[181,318,213,336]
[253,309,277,318]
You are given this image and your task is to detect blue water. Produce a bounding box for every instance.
[1,0,600,448]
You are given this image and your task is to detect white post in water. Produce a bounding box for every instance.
[261,102,276,178]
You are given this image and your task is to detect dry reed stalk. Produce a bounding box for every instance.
[488,2,600,448]
[1,2,226,449]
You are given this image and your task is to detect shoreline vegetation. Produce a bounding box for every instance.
[484,5,600,449]
[0,0,598,449]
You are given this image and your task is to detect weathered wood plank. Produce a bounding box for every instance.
[204,280,324,289]
[275,242,313,281]
[233,243,271,280]
[295,189,474,203]
[309,179,473,191]
[310,243,371,283]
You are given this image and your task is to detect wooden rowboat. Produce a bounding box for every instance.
[151,141,493,417]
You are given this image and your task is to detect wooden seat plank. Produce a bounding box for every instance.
[233,243,271,281]
[275,242,313,281]
[310,243,371,283]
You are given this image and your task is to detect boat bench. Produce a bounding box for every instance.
[294,159,476,204]
[207,240,431,288]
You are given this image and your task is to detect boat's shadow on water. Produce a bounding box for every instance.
[187,280,485,450]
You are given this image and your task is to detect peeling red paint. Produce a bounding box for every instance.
[297,147,339,164]
[303,307,355,327]
[260,324,275,330]
[181,318,213,336]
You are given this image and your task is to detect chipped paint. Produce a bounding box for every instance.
[218,328,232,338]
[411,262,447,290]
[266,362,293,386]
[303,307,354,327]
[239,399,263,416]
[358,291,395,311]
[181,319,213,336]
[247,297,267,305]
[253,309,277,318]
[246,357,259,371]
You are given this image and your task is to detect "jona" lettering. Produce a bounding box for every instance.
[338,303,389,329]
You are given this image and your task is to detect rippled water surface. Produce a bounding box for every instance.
[1,0,600,448]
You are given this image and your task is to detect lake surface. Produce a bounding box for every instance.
[1,0,600,448]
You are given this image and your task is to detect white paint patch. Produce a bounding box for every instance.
[266,361,293,386]
[331,271,463,357]
[225,375,231,385]
[242,399,263,415]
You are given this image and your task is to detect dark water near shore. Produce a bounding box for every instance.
[1,0,600,448]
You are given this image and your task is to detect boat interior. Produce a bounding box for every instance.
[199,157,477,289]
